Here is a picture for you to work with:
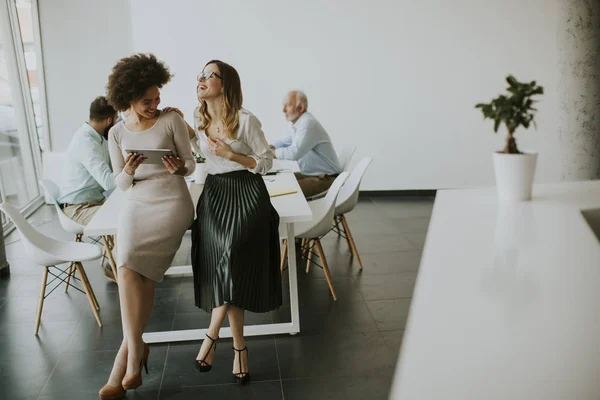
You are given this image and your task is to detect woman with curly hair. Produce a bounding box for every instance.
[191,60,281,385]
[99,53,195,399]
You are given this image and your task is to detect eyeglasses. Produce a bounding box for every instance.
[197,71,222,82]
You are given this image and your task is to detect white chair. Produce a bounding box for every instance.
[42,152,65,204]
[304,146,355,202]
[337,145,356,172]
[280,172,349,300]
[39,179,117,285]
[331,157,373,269]
[0,203,103,334]
[39,179,86,240]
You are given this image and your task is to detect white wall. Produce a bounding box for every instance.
[39,0,133,151]
[40,0,561,190]
[129,0,560,190]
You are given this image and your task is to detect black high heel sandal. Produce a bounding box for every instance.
[194,334,219,372]
[232,346,250,385]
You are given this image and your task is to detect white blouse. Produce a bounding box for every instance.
[193,108,273,175]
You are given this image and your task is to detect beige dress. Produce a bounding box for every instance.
[108,111,195,282]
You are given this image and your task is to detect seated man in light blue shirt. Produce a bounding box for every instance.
[58,96,116,225]
[269,90,342,198]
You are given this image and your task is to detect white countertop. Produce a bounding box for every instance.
[390,180,600,400]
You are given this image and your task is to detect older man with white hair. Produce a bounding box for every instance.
[269,90,342,198]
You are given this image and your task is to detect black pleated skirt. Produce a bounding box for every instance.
[191,170,282,313]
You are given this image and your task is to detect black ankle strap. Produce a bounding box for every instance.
[232,346,248,376]
[197,334,219,366]
[206,333,219,342]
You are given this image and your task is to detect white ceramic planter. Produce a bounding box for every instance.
[493,151,538,202]
[194,163,207,184]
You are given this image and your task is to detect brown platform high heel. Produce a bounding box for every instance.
[121,343,150,390]
[98,383,126,400]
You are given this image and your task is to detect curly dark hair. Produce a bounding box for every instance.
[106,53,172,111]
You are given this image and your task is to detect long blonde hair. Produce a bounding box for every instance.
[197,60,243,139]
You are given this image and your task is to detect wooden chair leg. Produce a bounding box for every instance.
[333,215,344,243]
[64,262,74,292]
[280,239,288,274]
[314,239,337,301]
[305,240,313,273]
[102,236,118,283]
[340,215,363,269]
[77,263,100,311]
[338,215,353,250]
[35,267,49,334]
[65,234,83,292]
[301,238,309,259]
[99,247,107,268]
[75,262,103,327]
[98,235,110,269]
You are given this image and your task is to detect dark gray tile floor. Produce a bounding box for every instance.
[0,195,433,399]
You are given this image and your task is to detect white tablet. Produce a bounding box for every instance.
[124,148,174,165]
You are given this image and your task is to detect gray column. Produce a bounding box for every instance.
[558,0,600,180]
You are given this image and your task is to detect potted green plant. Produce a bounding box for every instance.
[476,75,544,201]
[193,151,207,184]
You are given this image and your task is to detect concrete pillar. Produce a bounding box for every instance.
[558,0,600,180]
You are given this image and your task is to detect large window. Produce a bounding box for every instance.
[15,0,47,152]
[0,0,47,227]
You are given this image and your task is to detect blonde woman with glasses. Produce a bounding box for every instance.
[191,60,281,384]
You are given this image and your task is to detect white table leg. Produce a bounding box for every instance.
[286,222,300,335]
[143,323,299,343]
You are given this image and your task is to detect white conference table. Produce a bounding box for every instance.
[389,180,600,400]
[85,160,312,343]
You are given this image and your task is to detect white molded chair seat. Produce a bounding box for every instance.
[0,202,102,265]
[0,202,103,333]
[280,172,349,300]
[295,172,349,238]
[337,145,356,172]
[39,179,117,283]
[305,146,355,202]
[39,179,86,235]
[42,152,66,204]
[330,157,373,269]
[335,157,373,216]
[294,198,330,237]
